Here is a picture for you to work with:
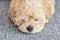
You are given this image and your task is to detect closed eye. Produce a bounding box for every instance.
[21,19,25,22]
[35,19,39,21]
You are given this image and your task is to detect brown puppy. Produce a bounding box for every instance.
[8,0,55,33]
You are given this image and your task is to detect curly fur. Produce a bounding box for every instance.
[8,0,55,33]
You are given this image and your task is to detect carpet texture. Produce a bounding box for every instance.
[0,0,60,40]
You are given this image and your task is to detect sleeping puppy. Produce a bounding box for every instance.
[8,0,55,33]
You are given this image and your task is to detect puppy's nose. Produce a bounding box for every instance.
[26,25,33,32]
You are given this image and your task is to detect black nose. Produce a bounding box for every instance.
[26,25,33,32]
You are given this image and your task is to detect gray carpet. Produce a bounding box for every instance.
[0,0,60,40]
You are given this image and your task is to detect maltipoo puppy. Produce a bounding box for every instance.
[8,0,55,33]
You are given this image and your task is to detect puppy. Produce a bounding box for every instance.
[8,0,55,33]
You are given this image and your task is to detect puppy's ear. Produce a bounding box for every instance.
[43,0,55,22]
[8,0,16,21]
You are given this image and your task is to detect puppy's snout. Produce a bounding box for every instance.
[26,25,33,32]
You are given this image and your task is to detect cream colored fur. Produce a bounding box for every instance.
[8,0,55,33]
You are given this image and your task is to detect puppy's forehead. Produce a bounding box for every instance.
[33,13,45,18]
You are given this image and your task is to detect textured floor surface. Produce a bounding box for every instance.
[0,0,60,40]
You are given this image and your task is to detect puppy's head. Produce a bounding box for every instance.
[9,0,55,33]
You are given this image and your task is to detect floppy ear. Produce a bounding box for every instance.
[42,0,55,22]
[8,0,16,22]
